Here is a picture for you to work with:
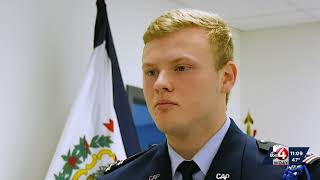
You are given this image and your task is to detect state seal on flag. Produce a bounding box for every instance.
[54,135,117,180]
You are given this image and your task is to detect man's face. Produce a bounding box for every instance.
[142,27,227,136]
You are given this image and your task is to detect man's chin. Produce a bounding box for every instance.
[158,125,190,137]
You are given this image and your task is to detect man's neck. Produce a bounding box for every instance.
[166,116,226,160]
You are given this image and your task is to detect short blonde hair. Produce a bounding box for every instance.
[143,8,233,70]
[143,9,234,103]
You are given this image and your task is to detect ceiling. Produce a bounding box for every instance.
[174,0,320,31]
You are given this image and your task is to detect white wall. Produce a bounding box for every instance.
[240,22,320,153]
[227,29,241,125]
[0,1,96,179]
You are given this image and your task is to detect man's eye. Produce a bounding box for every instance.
[145,70,156,76]
[175,65,190,72]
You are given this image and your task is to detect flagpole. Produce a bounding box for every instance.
[96,0,141,156]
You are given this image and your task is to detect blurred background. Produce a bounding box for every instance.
[0,0,319,179]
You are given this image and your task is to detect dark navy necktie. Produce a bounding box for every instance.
[177,160,200,180]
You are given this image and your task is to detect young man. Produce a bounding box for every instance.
[99,9,319,180]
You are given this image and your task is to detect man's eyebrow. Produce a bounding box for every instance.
[171,58,192,64]
[142,63,156,69]
[142,57,195,68]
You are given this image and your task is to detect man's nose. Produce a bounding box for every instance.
[153,71,174,94]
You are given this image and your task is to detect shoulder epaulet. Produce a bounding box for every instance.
[104,144,158,175]
[303,153,320,165]
[256,139,278,152]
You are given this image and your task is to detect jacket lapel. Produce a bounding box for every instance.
[145,143,172,180]
[205,120,247,180]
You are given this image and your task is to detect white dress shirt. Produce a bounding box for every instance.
[167,117,231,180]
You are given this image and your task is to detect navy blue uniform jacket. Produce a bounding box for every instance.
[98,120,320,180]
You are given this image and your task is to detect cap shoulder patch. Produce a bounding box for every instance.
[104,144,157,175]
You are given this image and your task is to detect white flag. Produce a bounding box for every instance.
[46,0,140,179]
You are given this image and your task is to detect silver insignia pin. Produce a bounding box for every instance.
[149,174,160,180]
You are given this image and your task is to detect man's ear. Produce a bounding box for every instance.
[220,61,237,93]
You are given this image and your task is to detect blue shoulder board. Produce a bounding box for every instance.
[104,144,157,175]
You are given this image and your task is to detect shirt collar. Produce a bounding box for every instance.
[167,117,231,177]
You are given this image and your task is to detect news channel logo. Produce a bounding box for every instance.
[263,145,309,166]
